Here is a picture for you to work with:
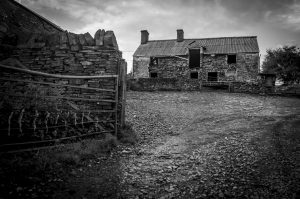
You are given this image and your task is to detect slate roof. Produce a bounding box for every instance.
[133,36,259,57]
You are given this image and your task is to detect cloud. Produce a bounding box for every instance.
[216,0,300,32]
[20,0,300,72]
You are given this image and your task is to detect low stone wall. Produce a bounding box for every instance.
[128,78,279,95]
[128,78,202,91]
[231,82,275,94]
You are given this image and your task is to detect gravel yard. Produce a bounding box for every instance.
[121,91,300,198]
[1,91,299,198]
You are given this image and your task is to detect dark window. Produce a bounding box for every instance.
[150,72,158,78]
[150,57,158,66]
[190,72,198,79]
[227,54,236,64]
[189,49,200,68]
[207,72,218,81]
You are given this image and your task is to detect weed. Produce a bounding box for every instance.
[118,123,138,145]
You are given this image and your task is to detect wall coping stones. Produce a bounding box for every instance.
[84,32,94,46]
[4,29,120,51]
[94,29,105,46]
[103,30,118,50]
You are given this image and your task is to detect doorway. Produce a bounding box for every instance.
[189,49,200,68]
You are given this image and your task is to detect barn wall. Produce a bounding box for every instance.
[135,53,259,82]
[133,56,150,78]
[201,53,259,82]
[236,53,260,82]
[149,56,190,78]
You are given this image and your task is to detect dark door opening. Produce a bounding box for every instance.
[189,49,200,68]
[207,72,218,81]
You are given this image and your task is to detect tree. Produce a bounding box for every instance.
[262,45,300,84]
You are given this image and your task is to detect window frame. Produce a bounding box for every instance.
[150,57,158,66]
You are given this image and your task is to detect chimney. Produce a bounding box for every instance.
[177,29,184,42]
[141,30,149,44]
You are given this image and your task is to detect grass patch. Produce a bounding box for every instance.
[51,133,119,165]
[0,133,119,175]
[0,134,120,198]
[118,123,138,145]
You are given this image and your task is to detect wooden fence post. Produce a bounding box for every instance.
[120,61,127,128]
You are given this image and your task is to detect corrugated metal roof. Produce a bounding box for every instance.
[133,36,259,57]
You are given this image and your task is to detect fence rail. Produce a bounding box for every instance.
[0,63,124,151]
[0,64,118,79]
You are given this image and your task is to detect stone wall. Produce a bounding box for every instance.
[134,53,259,82]
[128,78,277,95]
[128,78,202,91]
[235,53,260,82]
[0,30,126,142]
[133,56,150,78]
[201,54,233,81]
[200,53,259,82]
[231,82,274,94]
[149,57,190,78]
[0,28,119,60]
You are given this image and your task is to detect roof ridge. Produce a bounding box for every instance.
[148,36,257,42]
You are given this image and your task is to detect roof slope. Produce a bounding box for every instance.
[133,36,259,57]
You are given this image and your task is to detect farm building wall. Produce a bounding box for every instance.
[133,56,150,78]
[149,56,189,78]
[201,53,260,82]
[134,53,259,82]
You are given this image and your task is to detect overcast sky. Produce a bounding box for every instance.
[20,0,300,72]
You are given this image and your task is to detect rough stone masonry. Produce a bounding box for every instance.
[0,0,127,141]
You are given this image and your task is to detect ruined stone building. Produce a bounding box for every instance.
[133,29,260,82]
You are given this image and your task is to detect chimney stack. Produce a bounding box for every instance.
[141,30,149,44]
[177,29,184,42]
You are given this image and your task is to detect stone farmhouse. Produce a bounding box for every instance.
[133,30,260,82]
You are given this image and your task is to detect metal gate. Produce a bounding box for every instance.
[0,64,124,151]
